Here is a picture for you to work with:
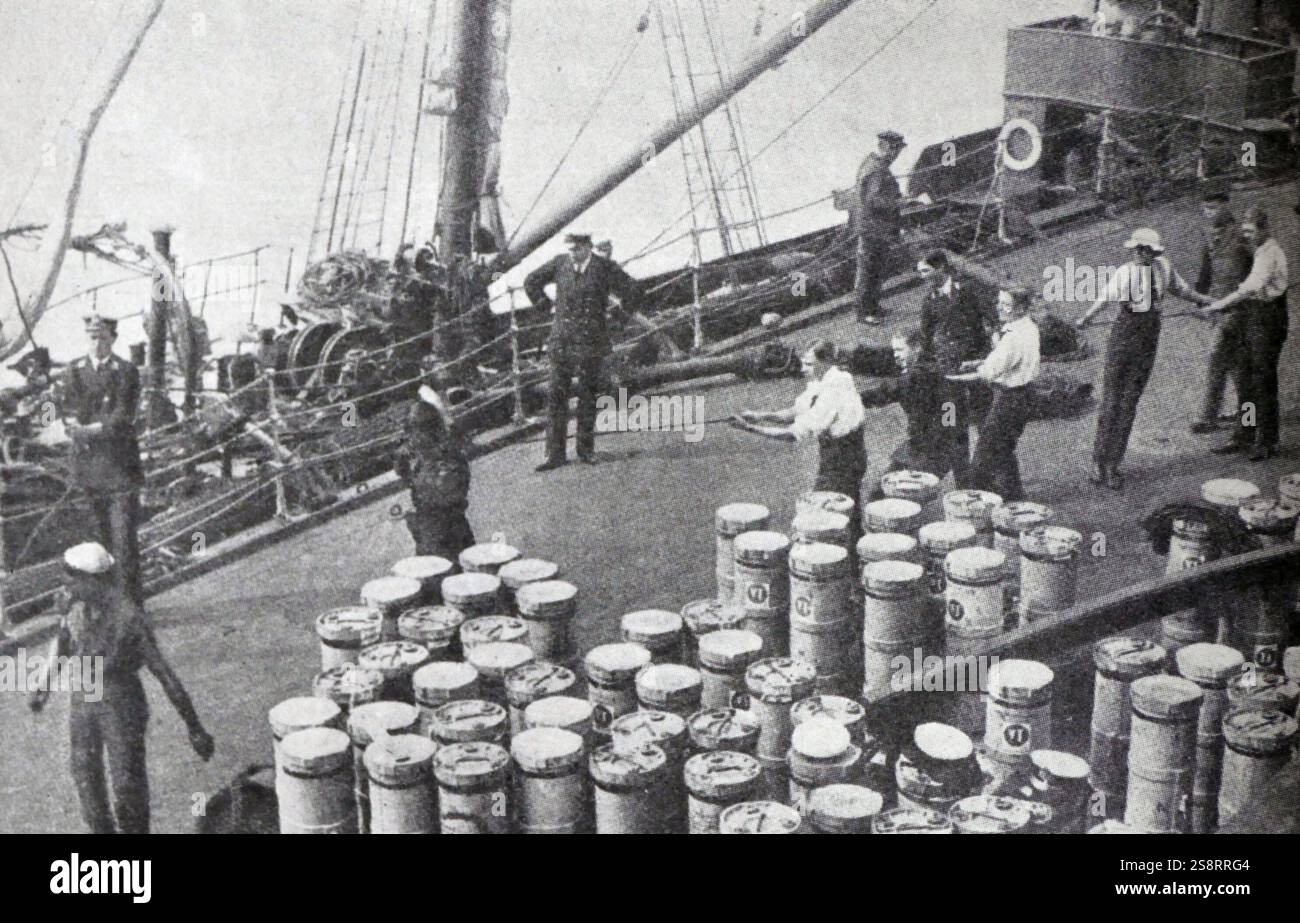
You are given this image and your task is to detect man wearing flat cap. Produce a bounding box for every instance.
[524,232,643,471]
[61,314,145,605]
[854,130,907,325]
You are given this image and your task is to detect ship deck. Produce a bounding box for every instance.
[3,180,1298,832]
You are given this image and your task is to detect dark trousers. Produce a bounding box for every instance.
[816,427,868,551]
[971,385,1032,502]
[1092,310,1161,470]
[1235,297,1289,447]
[854,236,890,320]
[87,488,143,608]
[1199,312,1245,422]
[545,352,604,461]
[69,674,150,834]
[406,505,476,561]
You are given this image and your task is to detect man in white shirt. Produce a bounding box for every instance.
[947,288,1040,501]
[1203,206,1289,460]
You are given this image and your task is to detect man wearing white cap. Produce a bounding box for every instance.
[29,542,213,834]
[1075,228,1208,489]
[395,381,475,559]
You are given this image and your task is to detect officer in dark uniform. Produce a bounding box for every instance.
[854,130,906,325]
[29,542,213,834]
[395,383,475,559]
[1190,191,1254,433]
[525,233,643,471]
[917,251,997,372]
[61,315,145,605]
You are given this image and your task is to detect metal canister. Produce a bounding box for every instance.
[991,501,1053,584]
[733,530,792,656]
[1017,525,1083,622]
[791,695,870,752]
[796,490,855,519]
[465,641,535,707]
[718,800,803,834]
[687,707,761,756]
[1280,473,1300,507]
[458,539,520,575]
[880,469,942,519]
[584,642,652,738]
[1175,642,1245,833]
[346,701,420,833]
[1124,675,1202,833]
[412,661,480,736]
[396,606,464,661]
[744,657,816,799]
[949,795,1031,834]
[789,542,857,695]
[918,520,977,600]
[856,532,922,570]
[1229,595,1290,675]
[872,805,953,834]
[364,734,437,834]
[697,629,764,710]
[390,555,453,605]
[433,741,510,834]
[944,547,1007,640]
[894,722,980,815]
[1227,670,1300,714]
[278,727,354,835]
[1089,636,1167,811]
[314,606,384,670]
[1165,513,1216,575]
[716,502,771,604]
[511,727,587,834]
[864,498,923,536]
[525,696,596,746]
[611,710,689,833]
[459,614,529,655]
[498,558,561,615]
[791,509,850,550]
[430,698,508,748]
[862,560,931,643]
[1238,497,1300,548]
[943,489,1002,548]
[1087,819,1143,834]
[269,697,343,791]
[680,598,748,668]
[441,572,504,621]
[312,664,383,715]
[621,609,685,663]
[504,661,577,735]
[806,783,883,834]
[590,743,668,834]
[635,663,703,718]
[1218,707,1298,827]
[1200,477,1260,511]
[985,659,1054,768]
[514,580,578,663]
[356,640,431,703]
[360,576,423,641]
[787,716,862,815]
[685,751,762,833]
[1023,750,1092,834]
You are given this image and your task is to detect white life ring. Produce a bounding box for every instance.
[999,118,1042,172]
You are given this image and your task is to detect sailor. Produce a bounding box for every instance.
[853,130,906,325]
[1074,228,1208,489]
[395,381,475,560]
[917,250,997,373]
[1203,206,1290,462]
[947,288,1040,502]
[860,328,971,498]
[1189,190,1254,434]
[734,340,867,544]
[525,232,643,471]
[28,542,214,834]
[60,314,145,606]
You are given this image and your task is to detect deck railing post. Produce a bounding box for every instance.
[509,287,525,423]
[690,229,704,352]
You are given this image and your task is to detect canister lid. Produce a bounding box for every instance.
[511,727,585,773]
[515,580,578,618]
[808,784,884,832]
[1176,642,1246,686]
[861,559,925,593]
[524,695,594,732]
[588,742,667,786]
[1019,525,1083,560]
[635,663,702,707]
[684,750,761,799]
[364,733,436,786]
[1201,478,1260,509]
[943,489,1003,521]
[744,657,817,703]
[391,555,453,583]
[412,661,479,704]
[718,800,802,834]
[788,541,850,578]
[865,498,923,527]
[986,659,1054,705]
[397,606,465,646]
[991,501,1053,534]
[733,530,791,566]
[1238,497,1300,532]
[880,469,941,501]
[1030,750,1090,782]
[918,521,977,553]
[796,490,855,517]
[347,701,420,747]
[949,795,1032,834]
[1222,707,1298,756]
[791,695,867,737]
[1130,675,1203,720]
[1093,636,1168,679]
[680,599,747,635]
[1278,473,1300,503]
[944,546,1007,581]
[504,661,577,704]
[430,699,508,742]
[791,715,851,759]
[458,541,520,572]
[466,641,535,680]
[1171,513,1212,538]
[697,629,764,670]
[280,727,351,775]
[269,696,342,739]
[441,572,502,606]
[460,615,528,648]
[620,609,684,647]
[314,606,384,645]
[313,664,384,707]
[716,502,771,536]
[584,642,652,684]
[357,640,432,677]
[687,707,761,750]
[856,532,919,562]
[913,722,973,762]
[498,558,560,590]
[433,741,509,786]
[1228,669,1300,707]
[791,510,850,544]
[610,710,688,754]
[871,805,953,834]
[360,575,422,607]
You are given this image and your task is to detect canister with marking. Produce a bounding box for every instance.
[412,661,480,736]
[943,489,1002,547]
[856,532,922,569]
[685,750,762,833]
[364,734,437,834]
[465,641,535,708]
[1201,477,1260,510]
[733,530,792,656]
[1017,525,1083,622]
[278,727,354,834]
[949,795,1031,834]
[635,663,703,718]
[1229,598,1289,675]
[789,543,856,693]
[718,800,803,834]
[590,743,669,834]
[1238,497,1300,547]
[498,558,561,615]
[945,547,1007,640]
[441,572,504,621]
[862,560,931,643]
[716,502,771,604]
[918,521,977,600]
[1124,675,1202,833]
[687,707,762,756]
[797,490,855,519]
[430,698,509,748]
[524,695,596,743]
[881,469,942,517]
[514,580,578,662]
[991,501,1053,581]
[863,632,945,702]
[459,614,529,655]
[611,709,689,833]
[864,498,923,536]
[390,555,453,605]
[1165,513,1216,575]
[269,697,343,791]
[1089,636,1168,808]
[313,664,384,715]
[504,661,577,735]
[621,609,685,663]
[360,576,423,641]
[511,727,587,834]
[1175,642,1245,833]
[1227,670,1300,714]
[1280,473,1300,507]
[985,659,1054,767]
[791,695,870,752]
[791,509,851,551]
[895,722,981,814]
[458,539,520,575]
[697,629,764,709]
[787,716,862,815]
[396,606,464,661]
[1024,750,1092,834]
[357,640,431,703]
[680,599,748,668]
[806,783,883,834]
[315,607,384,670]
[744,657,817,764]
[346,701,420,832]
[584,642,652,738]
[872,805,953,834]
[433,741,510,834]
[1218,707,1299,827]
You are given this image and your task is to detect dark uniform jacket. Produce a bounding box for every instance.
[1196,222,1254,300]
[854,153,901,240]
[395,402,471,512]
[524,254,641,359]
[859,363,966,467]
[919,279,997,372]
[61,354,143,489]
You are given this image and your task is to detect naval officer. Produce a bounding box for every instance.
[854,130,907,325]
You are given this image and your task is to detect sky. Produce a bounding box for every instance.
[0,0,1084,359]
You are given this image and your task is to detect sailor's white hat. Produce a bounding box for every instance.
[63,542,115,575]
[1123,228,1165,252]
